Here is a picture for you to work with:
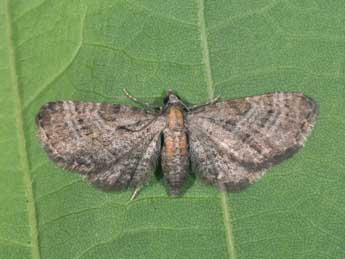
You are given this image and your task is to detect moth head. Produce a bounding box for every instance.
[164,89,182,105]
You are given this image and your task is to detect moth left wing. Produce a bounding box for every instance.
[36,101,165,190]
[186,92,318,191]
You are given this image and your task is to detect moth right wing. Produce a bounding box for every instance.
[36,101,166,190]
[186,93,318,191]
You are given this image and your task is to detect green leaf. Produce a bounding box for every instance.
[1,0,344,258]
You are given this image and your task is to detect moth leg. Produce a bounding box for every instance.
[123,88,161,110]
[189,96,220,110]
[129,187,142,201]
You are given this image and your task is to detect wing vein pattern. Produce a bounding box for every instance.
[36,101,165,190]
[186,92,318,191]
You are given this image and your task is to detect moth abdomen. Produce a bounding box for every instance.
[162,105,189,195]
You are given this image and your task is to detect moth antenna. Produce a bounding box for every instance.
[180,101,191,112]
[189,96,220,110]
[123,88,161,110]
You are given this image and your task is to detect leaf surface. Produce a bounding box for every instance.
[1,0,345,258]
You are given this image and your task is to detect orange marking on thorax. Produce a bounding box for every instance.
[164,106,188,157]
[167,106,185,129]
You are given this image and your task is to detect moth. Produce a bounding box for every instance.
[36,89,318,198]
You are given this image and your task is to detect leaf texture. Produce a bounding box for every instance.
[1,0,345,258]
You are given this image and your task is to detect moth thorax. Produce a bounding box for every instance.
[167,105,185,129]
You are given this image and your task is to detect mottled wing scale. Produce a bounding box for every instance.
[186,92,318,191]
[36,101,165,190]
[36,91,318,195]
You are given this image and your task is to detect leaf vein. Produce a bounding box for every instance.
[83,42,202,67]
[125,0,196,27]
[198,0,235,258]
[23,9,87,110]
[4,0,40,258]
[197,0,214,98]
[220,193,236,259]
[35,179,83,201]
[209,0,281,32]
[0,238,31,248]
[40,203,126,227]
[74,227,221,259]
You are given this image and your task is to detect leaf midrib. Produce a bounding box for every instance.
[4,1,40,258]
[197,0,235,258]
